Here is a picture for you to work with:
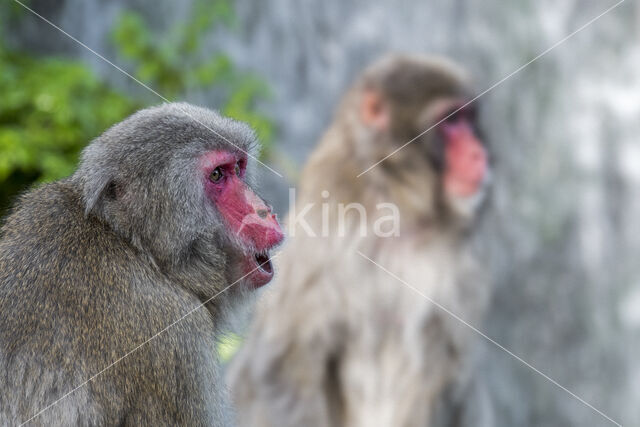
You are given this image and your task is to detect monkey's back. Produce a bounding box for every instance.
[0,182,221,426]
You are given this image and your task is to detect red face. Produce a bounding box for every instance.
[200,150,284,288]
[438,104,488,198]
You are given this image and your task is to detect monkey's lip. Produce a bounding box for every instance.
[244,251,274,288]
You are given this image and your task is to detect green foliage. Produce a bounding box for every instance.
[1,0,271,366]
[216,332,243,364]
[0,0,275,218]
[111,0,274,155]
[0,37,137,217]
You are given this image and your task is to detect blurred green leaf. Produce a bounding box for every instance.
[0,0,275,220]
[111,0,274,152]
[223,76,275,156]
[0,34,138,216]
[216,332,243,364]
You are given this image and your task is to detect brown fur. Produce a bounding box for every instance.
[228,55,491,427]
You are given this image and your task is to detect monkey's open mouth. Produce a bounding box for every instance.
[254,252,273,274]
[243,251,275,288]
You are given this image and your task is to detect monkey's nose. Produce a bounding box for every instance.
[472,148,486,163]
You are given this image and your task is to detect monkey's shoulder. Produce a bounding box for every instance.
[0,180,128,270]
[0,181,193,328]
[2,180,87,239]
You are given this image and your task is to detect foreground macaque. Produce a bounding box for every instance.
[0,103,283,426]
[229,55,491,426]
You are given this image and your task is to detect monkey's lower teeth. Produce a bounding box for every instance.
[255,253,273,273]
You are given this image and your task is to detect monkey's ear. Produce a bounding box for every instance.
[360,89,390,131]
[83,170,117,216]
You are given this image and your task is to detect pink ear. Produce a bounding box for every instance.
[360,90,389,131]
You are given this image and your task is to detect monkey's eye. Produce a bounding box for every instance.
[235,163,241,176]
[443,110,462,124]
[209,167,223,183]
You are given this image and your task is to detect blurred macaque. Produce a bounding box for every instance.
[229,55,492,427]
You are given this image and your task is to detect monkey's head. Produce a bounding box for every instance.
[73,103,283,289]
[353,55,490,227]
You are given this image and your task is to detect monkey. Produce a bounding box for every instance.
[228,54,492,427]
[0,103,283,426]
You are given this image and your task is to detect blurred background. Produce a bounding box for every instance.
[1,0,638,425]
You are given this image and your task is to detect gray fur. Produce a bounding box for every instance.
[0,103,261,426]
